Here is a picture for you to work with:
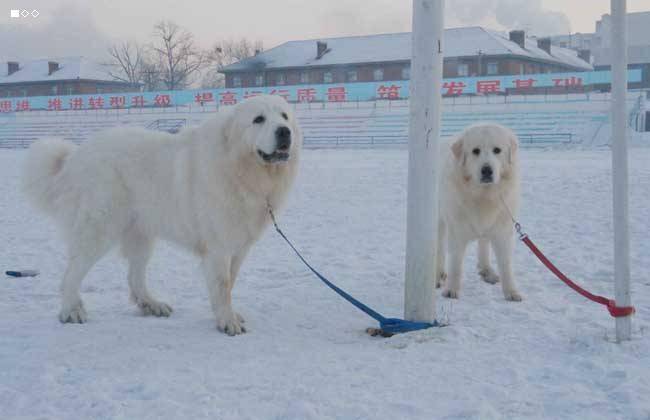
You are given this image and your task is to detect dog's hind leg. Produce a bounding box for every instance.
[122,230,172,317]
[59,232,111,323]
[477,238,499,284]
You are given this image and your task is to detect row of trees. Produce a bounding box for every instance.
[106,20,262,90]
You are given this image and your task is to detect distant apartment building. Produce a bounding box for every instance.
[220,27,592,89]
[551,11,650,88]
[549,33,594,56]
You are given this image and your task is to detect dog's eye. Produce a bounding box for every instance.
[253,115,265,124]
[472,148,480,156]
[493,147,501,154]
[281,112,288,121]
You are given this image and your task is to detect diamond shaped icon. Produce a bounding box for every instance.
[31,10,39,17]
[21,9,29,17]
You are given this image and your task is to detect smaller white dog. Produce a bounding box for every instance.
[437,123,522,301]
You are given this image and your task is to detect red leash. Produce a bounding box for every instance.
[497,195,635,318]
[515,223,635,318]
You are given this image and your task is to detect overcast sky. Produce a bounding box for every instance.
[1,0,649,61]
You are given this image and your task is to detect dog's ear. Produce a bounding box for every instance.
[451,137,465,165]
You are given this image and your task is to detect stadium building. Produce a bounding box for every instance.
[0,57,141,98]
[220,27,593,89]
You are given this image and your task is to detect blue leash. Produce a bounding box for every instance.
[268,206,439,335]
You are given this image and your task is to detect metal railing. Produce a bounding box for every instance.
[304,132,573,148]
[303,135,407,147]
[0,138,34,149]
[517,132,573,145]
[146,118,187,133]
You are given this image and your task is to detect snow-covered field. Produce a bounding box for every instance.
[1,148,649,420]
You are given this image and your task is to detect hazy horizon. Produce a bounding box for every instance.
[1,0,649,62]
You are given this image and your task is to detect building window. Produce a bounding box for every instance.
[487,62,498,75]
[458,63,469,77]
[347,70,357,82]
[51,86,58,95]
[255,74,264,86]
[373,68,384,81]
[402,66,410,80]
[276,73,286,85]
[300,72,309,84]
[233,76,242,88]
[323,71,333,83]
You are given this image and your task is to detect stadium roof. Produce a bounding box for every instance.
[222,27,593,73]
[0,56,131,84]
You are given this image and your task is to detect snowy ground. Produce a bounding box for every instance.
[1,148,649,420]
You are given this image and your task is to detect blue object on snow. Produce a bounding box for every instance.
[6,270,40,277]
[378,318,439,334]
[268,208,440,336]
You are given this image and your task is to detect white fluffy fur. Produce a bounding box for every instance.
[23,95,301,334]
[437,123,522,301]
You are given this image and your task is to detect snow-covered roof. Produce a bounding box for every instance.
[222,27,593,72]
[0,56,125,84]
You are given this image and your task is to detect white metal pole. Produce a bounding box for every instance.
[611,0,632,341]
[404,0,444,323]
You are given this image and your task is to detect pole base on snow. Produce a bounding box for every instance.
[366,318,440,337]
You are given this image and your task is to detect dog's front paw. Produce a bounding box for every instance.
[504,289,523,302]
[216,311,247,336]
[59,302,87,324]
[442,288,460,299]
[137,299,173,317]
[436,271,447,288]
[479,267,500,284]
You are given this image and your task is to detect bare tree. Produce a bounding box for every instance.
[140,57,162,92]
[151,20,204,90]
[106,41,145,84]
[201,38,263,88]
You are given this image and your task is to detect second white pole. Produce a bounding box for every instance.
[610,0,632,342]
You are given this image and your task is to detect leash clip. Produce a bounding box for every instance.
[267,201,280,231]
[499,194,527,240]
[514,222,528,240]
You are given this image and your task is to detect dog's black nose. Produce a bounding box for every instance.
[481,165,493,182]
[275,126,291,151]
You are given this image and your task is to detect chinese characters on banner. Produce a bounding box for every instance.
[327,87,346,102]
[377,85,401,99]
[0,70,640,112]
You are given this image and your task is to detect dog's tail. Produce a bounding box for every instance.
[22,138,77,215]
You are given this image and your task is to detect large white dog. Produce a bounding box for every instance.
[437,123,522,301]
[23,94,301,335]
